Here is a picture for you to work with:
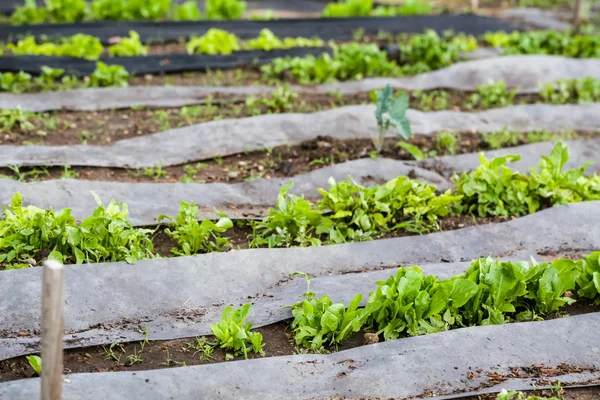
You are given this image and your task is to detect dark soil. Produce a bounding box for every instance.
[2,130,595,184]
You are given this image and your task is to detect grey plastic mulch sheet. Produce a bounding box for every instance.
[0,201,598,361]
[2,103,599,169]
[0,14,516,43]
[419,138,600,178]
[2,313,599,400]
[0,158,449,226]
[1,55,598,112]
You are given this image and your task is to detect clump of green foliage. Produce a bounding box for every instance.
[373,0,431,16]
[0,63,129,93]
[289,250,600,349]
[211,303,264,359]
[262,43,400,84]
[464,80,517,109]
[205,0,246,20]
[9,0,244,24]
[187,28,241,55]
[539,77,600,104]
[321,0,372,17]
[0,192,154,269]
[452,142,600,218]
[159,201,233,256]
[89,62,130,87]
[0,107,35,132]
[244,28,323,51]
[483,30,600,58]
[482,129,579,150]
[245,84,298,115]
[286,272,377,350]
[496,388,561,400]
[317,176,461,241]
[6,34,103,60]
[398,29,478,74]
[250,182,324,248]
[412,89,449,112]
[108,31,148,57]
[321,0,431,17]
[172,0,202,20]
[373,84,411,152]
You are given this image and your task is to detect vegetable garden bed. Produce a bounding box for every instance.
[1,2,600,398]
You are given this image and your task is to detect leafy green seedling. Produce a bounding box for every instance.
[210,303,264,359]
[26,355,41,375]
[374,84,411,152]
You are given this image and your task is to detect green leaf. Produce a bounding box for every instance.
[26,355,42,375]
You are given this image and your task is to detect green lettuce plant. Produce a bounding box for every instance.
[211,303,264,359]
[108,31,148,57]
[159,201,232,256]
[186,28,241,55]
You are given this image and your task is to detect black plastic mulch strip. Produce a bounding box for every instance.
[0,14,517,44]
[0,46,332,76]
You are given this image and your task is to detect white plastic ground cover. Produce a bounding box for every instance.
[0,201,598,361]
[0,159,449,226]
[1,103,599,168]
[418,138,600,178]
[1,55,598,112]
[1,314,599,400]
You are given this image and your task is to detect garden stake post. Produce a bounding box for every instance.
[41,260,65,400]
[573,0,584,33]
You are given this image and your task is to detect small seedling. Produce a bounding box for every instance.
[25,355,42,376]
[374,85,411,153]
[211,303,265,359]
[125,346,143,365]
[103,342,125,363]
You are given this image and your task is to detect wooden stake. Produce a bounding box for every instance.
[573,0,584,33]
[471,0,479,12]
[41,260,64,400]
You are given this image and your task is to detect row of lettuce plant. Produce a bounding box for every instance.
[0,62,129,93]
[1,142,598,270]
[9,0,247,24]
[263,29,600,84]
[210,250,600,357]
[8,0,437,25]
[0,28,325,60]
[1,29,598,91]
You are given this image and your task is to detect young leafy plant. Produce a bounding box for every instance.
[205,0,246,20]
[321,0,372,17]
[250,182,324,248]
[451,142,600,218]
[464,80,517,109]
[186,29,241,55]
[159,201,233,256]
[286,272,377,351]
[210,303,264,359]
[373,84,411,152]
[108,31,148,57]
[88,62,130,87]
[25,355,42,376]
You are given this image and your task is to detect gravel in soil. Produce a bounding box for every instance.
[1,130,595,185]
